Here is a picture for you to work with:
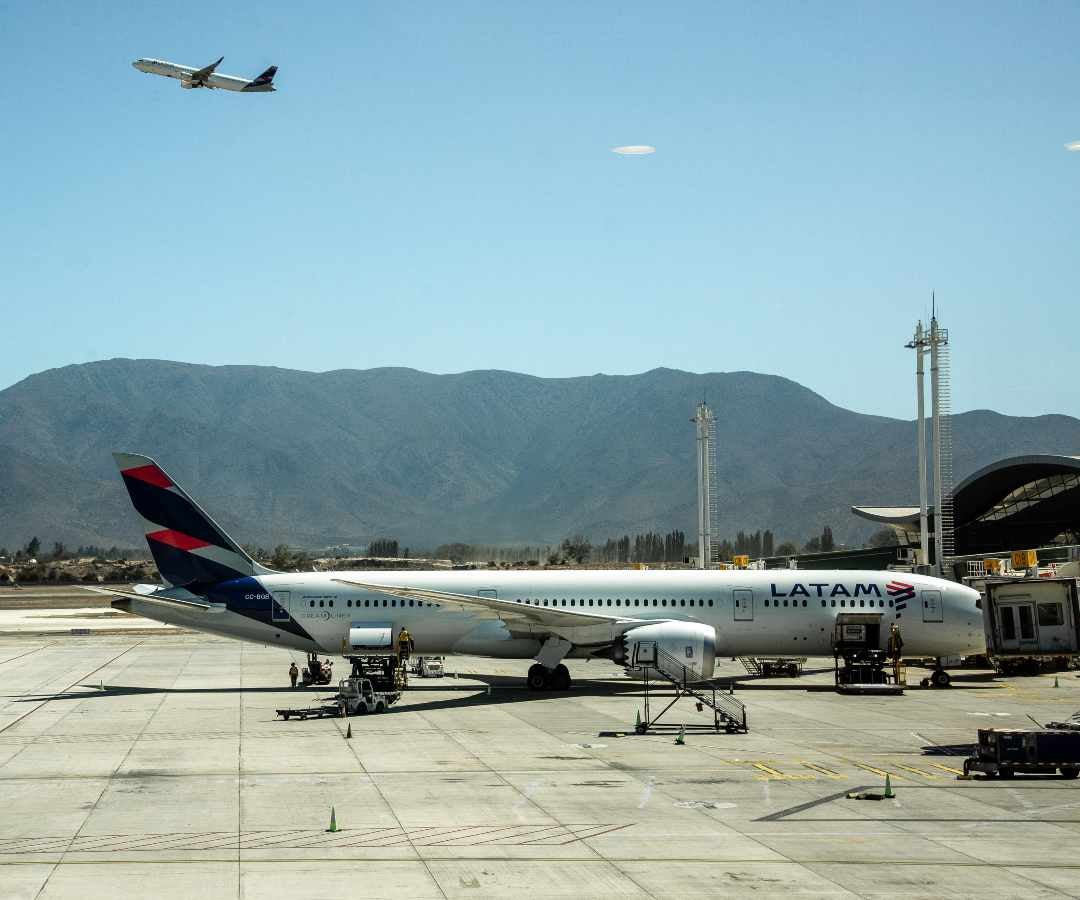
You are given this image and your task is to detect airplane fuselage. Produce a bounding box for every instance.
[120,568,985,662]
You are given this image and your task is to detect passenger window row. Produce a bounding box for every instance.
[761,598,895,609]
[512,597,715,608]
[307,598,438,608]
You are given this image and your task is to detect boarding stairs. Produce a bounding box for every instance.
[738,656,762,675]
[635,647,748,734]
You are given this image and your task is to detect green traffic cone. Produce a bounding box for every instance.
[635,710,641,729]
[675,724,686,746]
[883,774,894,799]
[345,723,352,739]
[1054,676,1060,688]
[327,806,339,833]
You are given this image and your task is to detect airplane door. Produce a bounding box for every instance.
[921,590,943,623]
[477,589,498,600]
[733,589,754,621]
[271,591,290,622]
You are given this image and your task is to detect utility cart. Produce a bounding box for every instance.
[277,677,400,720]
[964,728,1080,779]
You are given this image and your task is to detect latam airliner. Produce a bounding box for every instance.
[98,453,984,691]
[132,56,277,92]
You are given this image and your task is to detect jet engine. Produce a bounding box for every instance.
[616,621,716,682]
[181,80,196,89]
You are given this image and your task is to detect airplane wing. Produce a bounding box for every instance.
[190,56,224,83]
[330,578,645,630]
[84,585,214,612]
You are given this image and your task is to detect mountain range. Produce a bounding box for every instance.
[1,359,1078,553]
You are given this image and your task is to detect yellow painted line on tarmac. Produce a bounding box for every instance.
[852,762,906,780]
[891,762,940,779]
[752,763,813,781]
[801,761,844,779]
[929,762,965,776]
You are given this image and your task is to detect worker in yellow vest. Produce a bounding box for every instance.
[397,627,414,663]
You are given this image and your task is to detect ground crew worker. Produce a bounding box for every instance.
[887,623,904,661]
[397,627,413,662]
[887,623,904,684]
[289,662,299,688]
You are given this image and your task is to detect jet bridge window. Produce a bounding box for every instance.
[1039,603,1065,627]
[708,599,713,607]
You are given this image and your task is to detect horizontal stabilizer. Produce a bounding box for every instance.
[84,584,215,612]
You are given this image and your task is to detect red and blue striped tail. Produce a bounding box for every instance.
[113,452,270,589]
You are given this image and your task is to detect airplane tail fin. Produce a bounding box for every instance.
[246,65,277,90]
[112,452,273,589]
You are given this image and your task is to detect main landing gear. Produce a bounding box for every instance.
[920,668,951,689]
[527,663,571,691]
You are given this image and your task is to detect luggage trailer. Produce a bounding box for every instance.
[964,728,1080,779]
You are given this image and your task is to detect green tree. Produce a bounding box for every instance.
[559,535,592,564]
[25,537,40,558]
[776,541,798,557]
[866,527,897,548]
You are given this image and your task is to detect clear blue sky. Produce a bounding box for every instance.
[3,2,1078,419]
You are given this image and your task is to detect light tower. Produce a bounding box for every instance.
[906,298,953,576]
[692,401,718,569]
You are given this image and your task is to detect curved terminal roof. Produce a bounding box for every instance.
[850,506,921,525]
[853,454,1080,555]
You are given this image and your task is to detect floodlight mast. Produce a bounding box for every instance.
[692,401,717,569]
[906,322,930,570]
[906,301,952,577]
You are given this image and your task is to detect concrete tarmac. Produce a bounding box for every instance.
[2,633,1080,898]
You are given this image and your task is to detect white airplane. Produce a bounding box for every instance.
[97,453,985,690]
[132,56,277,92]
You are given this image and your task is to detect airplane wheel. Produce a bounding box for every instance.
[527,664,548,691]
[1061,766,1079,779]
[931,670,951,688]
[550,664,571,691]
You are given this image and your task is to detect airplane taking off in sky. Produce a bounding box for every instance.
[132,56,277,92]
[98,453,985,691]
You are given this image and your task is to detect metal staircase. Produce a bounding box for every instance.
[737,656,762,675]
[635,647,748,734]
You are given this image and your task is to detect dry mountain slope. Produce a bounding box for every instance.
[0,359,1077,550]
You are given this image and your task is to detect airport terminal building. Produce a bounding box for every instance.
[852,453,1080,562]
